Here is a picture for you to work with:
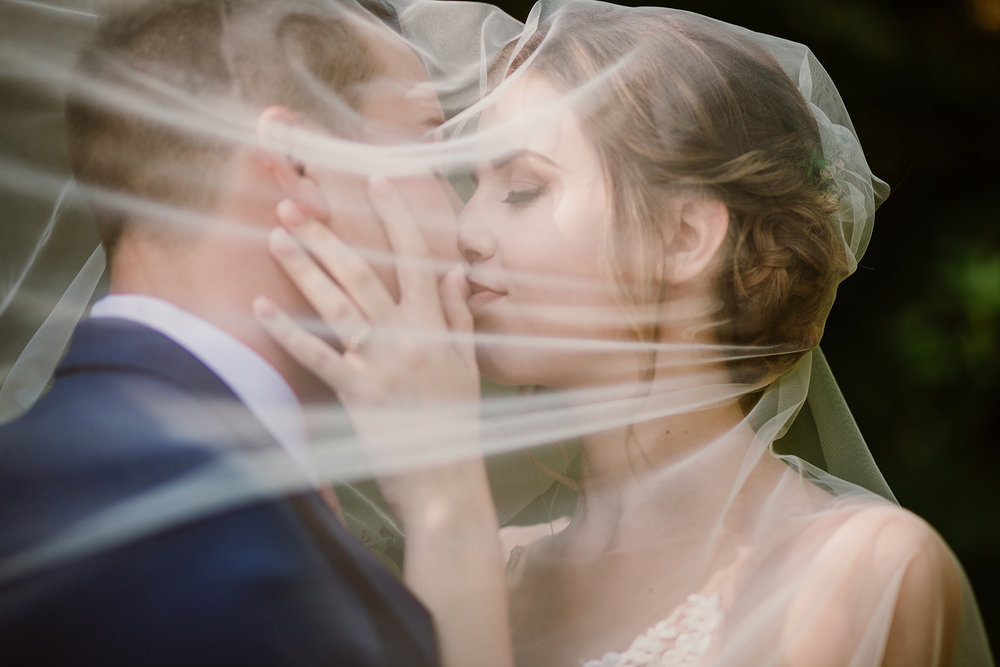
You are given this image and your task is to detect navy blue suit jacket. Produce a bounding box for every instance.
[0,318,438,666]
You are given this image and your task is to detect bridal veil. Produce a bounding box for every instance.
[0,0,992,664]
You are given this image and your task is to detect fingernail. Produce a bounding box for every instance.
[368,174,392,198]
[252,296,277,320]
[269,227,298,256]
[276,198,306,228]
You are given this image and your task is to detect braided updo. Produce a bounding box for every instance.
[503,7,847,386]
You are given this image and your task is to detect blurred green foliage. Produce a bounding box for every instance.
[495,0,1000,648]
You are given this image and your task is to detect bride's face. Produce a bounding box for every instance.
[458,75,637,388]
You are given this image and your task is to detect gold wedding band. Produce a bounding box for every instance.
[342,326,373,354]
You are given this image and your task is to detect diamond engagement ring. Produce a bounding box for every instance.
[342,325,374,354]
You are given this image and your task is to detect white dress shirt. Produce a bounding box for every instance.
[90,294,316,485]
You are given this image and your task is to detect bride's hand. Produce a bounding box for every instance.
[253,176,483,524]
[255,177,515,667]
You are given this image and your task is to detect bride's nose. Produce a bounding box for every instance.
[457,202,496,263]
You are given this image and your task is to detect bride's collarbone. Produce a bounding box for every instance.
[509,573,715,667]
[508,540,717,631]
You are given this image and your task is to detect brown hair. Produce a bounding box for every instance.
[65,0,398,259]
[498,7,845,386]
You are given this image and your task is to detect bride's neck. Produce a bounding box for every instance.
[578,408,744,520]
[558,359,770,556]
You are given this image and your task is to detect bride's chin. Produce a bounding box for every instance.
[474,345,547,388]
[475,349,519,387]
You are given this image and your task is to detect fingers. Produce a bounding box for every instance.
[268,226,372,344]
[367,176,441,313]
[440,264,472,334]
[276,199,397,323]
[440,264,477,367]
[253,296,350,389]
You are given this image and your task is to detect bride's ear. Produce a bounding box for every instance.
[256,106,328,221]
[665,197,730,284]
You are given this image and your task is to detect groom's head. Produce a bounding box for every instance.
[65,0,458,398]
[66,0,402,256]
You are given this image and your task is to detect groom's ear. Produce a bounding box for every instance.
[665,196,730,285]
[256,106,329,221]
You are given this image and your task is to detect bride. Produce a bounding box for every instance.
[256,2,992,666]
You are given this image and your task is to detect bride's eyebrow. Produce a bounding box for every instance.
[490,150,561,171]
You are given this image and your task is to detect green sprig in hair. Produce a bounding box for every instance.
[798,146,844,194]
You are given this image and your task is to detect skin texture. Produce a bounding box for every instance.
[460,75,628,389]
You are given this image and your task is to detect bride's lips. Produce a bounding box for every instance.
[466,278,506,309]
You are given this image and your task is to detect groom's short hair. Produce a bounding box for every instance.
[65,0,400,258]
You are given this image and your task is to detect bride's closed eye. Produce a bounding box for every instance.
[501,161,548,206]
[502,186,544,205]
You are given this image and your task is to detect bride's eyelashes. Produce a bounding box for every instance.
[501,165,547,206]
[502,186,544,205]
[468,157,549,206]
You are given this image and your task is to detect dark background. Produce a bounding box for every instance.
[492,0,1000,651]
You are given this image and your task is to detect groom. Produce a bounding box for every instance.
[0,0,459,664]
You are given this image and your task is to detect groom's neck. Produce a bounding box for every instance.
[108,231,337,407]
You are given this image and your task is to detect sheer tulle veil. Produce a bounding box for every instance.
[0,0,993,664]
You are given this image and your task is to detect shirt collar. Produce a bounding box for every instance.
[90,294,316,485]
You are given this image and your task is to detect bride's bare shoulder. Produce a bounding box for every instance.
[781,502,963,666]
[811,502,960,585]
